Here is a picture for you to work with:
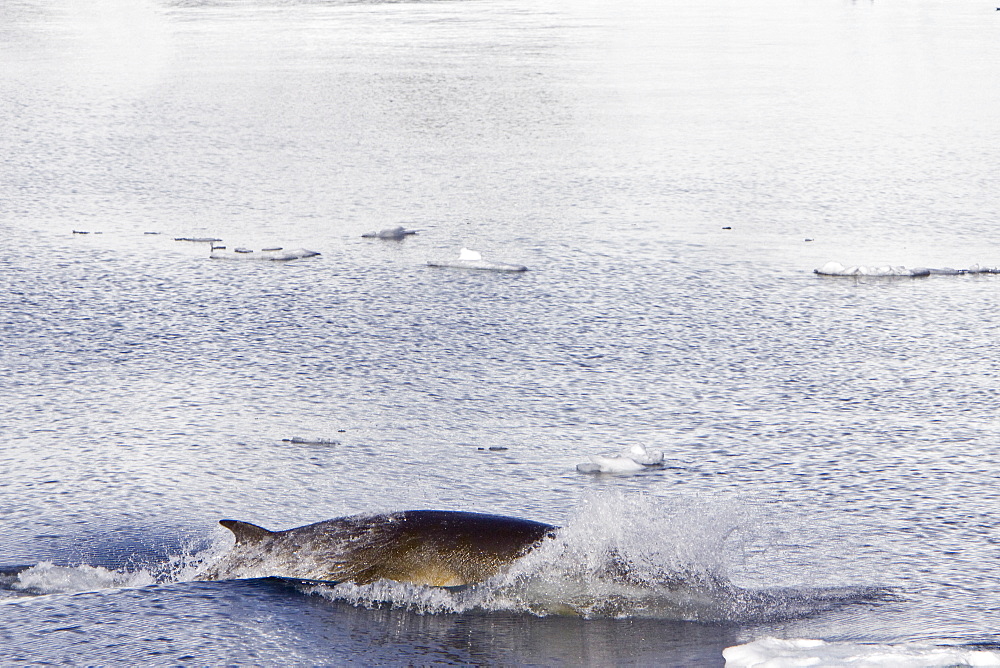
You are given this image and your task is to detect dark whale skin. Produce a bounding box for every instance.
[200,510,557,587]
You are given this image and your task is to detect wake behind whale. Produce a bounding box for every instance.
[188,494,892,621]
[2,494,894,622]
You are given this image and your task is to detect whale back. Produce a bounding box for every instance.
[209,510,557,587]
[351,510,555,585]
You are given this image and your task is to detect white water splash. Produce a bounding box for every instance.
[478,490,750,619]
[306,491,759,620]
[3,536,227,599]
[11,562,154,596]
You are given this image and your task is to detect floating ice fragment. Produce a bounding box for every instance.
[362,226,419,240]
[576,445,666,474]
[281,437,341,445]
[210,248,321,261]
[576,455,645,474]
[723,636,1000,667]
[626,444,665,466]
[427,248,527,272]
[816,261,1000,277]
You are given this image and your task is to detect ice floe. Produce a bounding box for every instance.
[361,226,419,240]
[209,247,321,261]
[723,636,1000,667]
[815,261,999,277]
[576,444,666,474]
[281,436,341,445]
[427,248,528,272]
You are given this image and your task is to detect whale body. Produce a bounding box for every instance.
[198,510,557,587]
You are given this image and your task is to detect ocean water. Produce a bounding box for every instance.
[2,0,1000,665]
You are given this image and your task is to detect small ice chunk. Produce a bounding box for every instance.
[576,455,645,474]
[626,444,664,466]
[362,226,417,239]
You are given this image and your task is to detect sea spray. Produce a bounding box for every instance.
[307,490,759,620]
[2,533,224,598]
[11,562,155,596]
[481,489,753,619]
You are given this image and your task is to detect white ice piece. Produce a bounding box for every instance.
[723,636,1000,667]
[210,248,321,261]
[576,444,666,474]
[362,226,418,240]
[427,247,527,272]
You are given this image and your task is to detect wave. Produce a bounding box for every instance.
[1,492,893,621]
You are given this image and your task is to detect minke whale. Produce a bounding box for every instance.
[198,510,557,587]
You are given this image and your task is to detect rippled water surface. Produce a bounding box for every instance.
[2,0,1000,664]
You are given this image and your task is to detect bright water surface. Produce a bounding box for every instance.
[2,0,1000,665]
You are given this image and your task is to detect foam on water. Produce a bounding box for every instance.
[723,637,1000,667]
[7,562,154,597]
[0,537,224,601]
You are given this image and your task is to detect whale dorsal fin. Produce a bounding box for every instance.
[220,519,273,545]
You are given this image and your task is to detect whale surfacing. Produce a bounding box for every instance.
[200,510,557,587]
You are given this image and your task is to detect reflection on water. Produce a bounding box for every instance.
[0,577,741,665]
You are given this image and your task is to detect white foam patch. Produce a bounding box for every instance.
[11,562,154,595]
[723,637,1000,667]
[5,535,230,598]
[317,580,461,615]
